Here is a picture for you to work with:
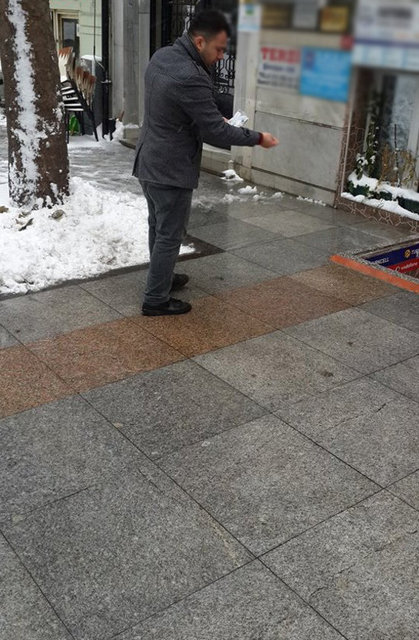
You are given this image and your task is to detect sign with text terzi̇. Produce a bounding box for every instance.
[353,0,419,71]
[300,48,352,102]
[257,46,301,92]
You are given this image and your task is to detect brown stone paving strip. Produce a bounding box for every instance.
[0,266,400,416]
[215,276,350,329]
[0,345,73,419]
[134,296,273,357]
[27,318,184,394]
[290,263,398,306]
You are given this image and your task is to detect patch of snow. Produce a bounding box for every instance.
[0,177,193,296]
[222,193,241,203]
[238,185,257,195]
[297,196,326,206]
[341,191,419,222]
[270,191,283,199]
[348,172,419,203]
[221,169,244,183]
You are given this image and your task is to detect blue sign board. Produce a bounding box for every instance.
[366,243,419,273]
[300,48,352,102]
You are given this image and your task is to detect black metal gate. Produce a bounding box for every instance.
[150,0,237,96]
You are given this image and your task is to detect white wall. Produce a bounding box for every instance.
[233,28,350,203]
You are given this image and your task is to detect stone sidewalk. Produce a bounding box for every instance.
[1,141,419,639]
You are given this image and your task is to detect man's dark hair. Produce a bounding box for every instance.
[188,9,231,39]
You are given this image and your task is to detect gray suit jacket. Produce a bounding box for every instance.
[132,33,261,189]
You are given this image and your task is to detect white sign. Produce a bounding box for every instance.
[355,0,419,45]
[257,46,301,92]
[353,0,419,71]
[238,3,262,32]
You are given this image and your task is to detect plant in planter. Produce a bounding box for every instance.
[347,180,371,198]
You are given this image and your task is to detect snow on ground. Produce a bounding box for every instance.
[221,169,244,183]
[297,195,326,206]
[0,120,195,296]
[238,185,257,195]
[0,177,155,295]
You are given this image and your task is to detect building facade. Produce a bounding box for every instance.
[50,0,102,59]
[97,1,419,226]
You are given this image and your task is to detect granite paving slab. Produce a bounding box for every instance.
[290,263,396,306]
[0,285,122,343]
[287,202,367,226]
[80,270,207,316]
[159,415,377,556]
[215,276,349,328]
[284,308,419,374]
[28,318,184,393]
[0,395,148,524]
[243,209,334,237]
[79,270,147,316]
[188,218,278,251]
[389,471,419,511]
[135,296,272,357]
[0,325,18,348]
[296,226,387,254]
[360,291,419,334]
[371,355,419,403]
[0,536,71,640]
[283,198,365,224]
[0,345,72,419]
[83,360,267,459]
[189,201,230,227]
[218,197,291,221]
[276,377,401,439]
[264,491,419,640]
[233,237,329,275]
[315,397,419,486]
[355,220,419,243]
[194,332,360,411]
[177,252,277,293]
[3,465,251,640]
[118,561,345,640]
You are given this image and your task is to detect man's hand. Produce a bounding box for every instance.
[260,132,279,149]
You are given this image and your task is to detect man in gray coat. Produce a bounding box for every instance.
[133,9,278,316]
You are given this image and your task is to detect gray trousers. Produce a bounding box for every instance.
[141,181,193,305]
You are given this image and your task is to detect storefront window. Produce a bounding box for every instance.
[378,73,419,153]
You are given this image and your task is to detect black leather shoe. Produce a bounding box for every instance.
[142,297,192,316]
[171,273,189,291]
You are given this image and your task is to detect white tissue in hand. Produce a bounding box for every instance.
[228,110,249,127]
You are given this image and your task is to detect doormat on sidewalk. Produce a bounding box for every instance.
[330,240,419,294]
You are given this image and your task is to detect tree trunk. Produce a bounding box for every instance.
[0,0,69,208]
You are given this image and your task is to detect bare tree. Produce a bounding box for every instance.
[0,0,69,208]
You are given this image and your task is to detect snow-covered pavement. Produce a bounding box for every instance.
[0,123,194,296]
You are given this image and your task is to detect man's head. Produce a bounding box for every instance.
[188,9,230,67]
